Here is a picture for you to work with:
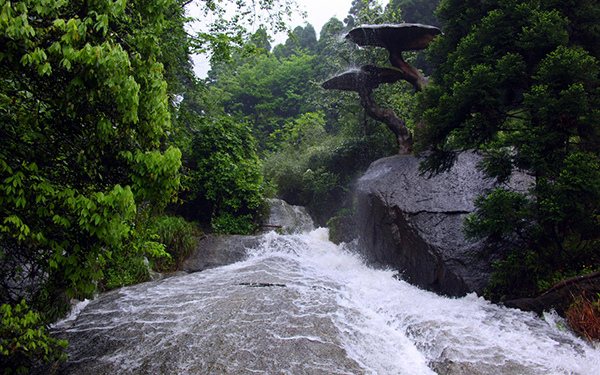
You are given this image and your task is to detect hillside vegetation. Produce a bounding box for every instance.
[3,0,600,370]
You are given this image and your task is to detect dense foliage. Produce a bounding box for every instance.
[0,0,302,371]
[206,48,320,151]
[0,0,447,370]
[184,116,265,234]
[0,0,185,369]
[206,0,436,224]
[417,0,600,299]
[1,300,67,373]
[149,215,201,272]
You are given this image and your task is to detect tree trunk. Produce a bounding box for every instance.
[359,91,413,154]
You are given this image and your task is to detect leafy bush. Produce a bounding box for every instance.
[151,216,201,272]
[101,246,150,291]
[211,212,257,235]
[264,124,397,223]
[100,209,172,291]
[184,116,265,234]
[0,300,67,374]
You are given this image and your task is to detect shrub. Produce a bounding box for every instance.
[264,130,396,223]
[100,209,170,291]
[101,246,150,291]
[151,216,201,272]
[184,116,265,234]
[566,292,600,342]
[0,300,67,374]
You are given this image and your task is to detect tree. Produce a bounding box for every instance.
[207,49,320,152]
[387,0,442,27]
[184,117,265,234]
[0,0,183,369]
[0,0,184,303]
[191,0,303,65]
[273,24,318,59]
[1,0,306,370]
[417,0,600,299]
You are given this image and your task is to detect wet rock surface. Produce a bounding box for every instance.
[181,199,315,274]
[262,198,315,233]
[55,271,366,375]
[355,152,529,296]
[180,235,258,273]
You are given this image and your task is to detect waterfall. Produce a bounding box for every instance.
[55,228,600,374]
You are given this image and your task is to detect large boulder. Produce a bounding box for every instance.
[262,198,315,234]
[355,152,529,296]
[180,235,260,273]
[181,199,315,273]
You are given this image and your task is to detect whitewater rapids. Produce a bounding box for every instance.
[55,229,600,374]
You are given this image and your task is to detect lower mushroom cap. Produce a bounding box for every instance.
[322,66,405,92]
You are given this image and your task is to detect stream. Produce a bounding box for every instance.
[54,228,600,374]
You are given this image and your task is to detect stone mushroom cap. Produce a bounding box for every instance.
[346,23,441,51]
[321,66,404,92]
[322,68,372,92]
[361,65,405,85]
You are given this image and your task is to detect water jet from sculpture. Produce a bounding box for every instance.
[323,23,441,154]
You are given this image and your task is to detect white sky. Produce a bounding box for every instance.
[287,0,355,38]
[187,0,354,77]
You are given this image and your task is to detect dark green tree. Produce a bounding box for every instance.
[417,0,600,299]
[185,117,265,234]
[273,24,318,59]
[207,49,320,152]
[387,0,442,27]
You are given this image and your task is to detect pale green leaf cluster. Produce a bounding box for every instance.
[0,0,182,357]
[0,300,67,373]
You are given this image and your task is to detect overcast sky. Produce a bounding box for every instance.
[187,0,355,77]
[287,0,354,37]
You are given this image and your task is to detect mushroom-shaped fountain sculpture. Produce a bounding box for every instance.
[322,65,413,154]
[322,23,440,154]
[346,23,441,92]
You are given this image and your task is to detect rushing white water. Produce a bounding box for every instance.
[58,228,600,374]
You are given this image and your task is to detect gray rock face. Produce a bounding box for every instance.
[181,199,315,274]
[355,152,529,296]
[180,235,260,273]
[263,198,315,233]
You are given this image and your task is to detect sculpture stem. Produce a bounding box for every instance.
[359,90,413,154]
[389,52,428,92]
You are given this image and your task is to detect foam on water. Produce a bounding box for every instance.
[249,229,600,374]
[58,229,600,374]
[52,298,91,330]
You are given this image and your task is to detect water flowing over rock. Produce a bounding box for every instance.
[51,230,600,374]
[263,198,315,233]
[181,199,315,273]
[355,152,530,296]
